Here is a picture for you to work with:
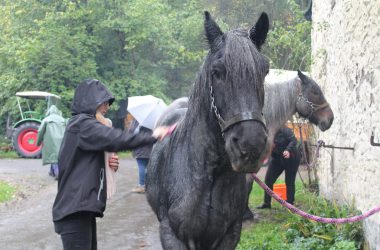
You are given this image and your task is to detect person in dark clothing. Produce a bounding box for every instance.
[53,79,170,250]
[257,126,301,209]
[129,117,154,194]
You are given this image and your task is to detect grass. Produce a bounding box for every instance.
[0,150,18,159]
[0,180,15,203]
[237,180,363,250]
[117,151,132,158]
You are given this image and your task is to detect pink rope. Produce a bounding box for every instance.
[252,173,380,224]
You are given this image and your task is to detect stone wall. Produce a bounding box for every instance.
[311,1,380,249]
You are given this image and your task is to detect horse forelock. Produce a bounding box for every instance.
[224,30,267,103]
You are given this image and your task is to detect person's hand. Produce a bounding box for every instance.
[283,150,290,159]
[153,124,177,141]
[109,153,119,172]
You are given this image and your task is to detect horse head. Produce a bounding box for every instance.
[203,12,269,173]
[295,70,334,131]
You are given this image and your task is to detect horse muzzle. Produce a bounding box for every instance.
[224,121,267,173]
[317,111,334,131]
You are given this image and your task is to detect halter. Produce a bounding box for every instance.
[296,94,330,119]
[295,77,330,119]
[209,82,267,138]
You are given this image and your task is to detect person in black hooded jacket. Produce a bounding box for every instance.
[256,125,301,209]
[53,79,169,250]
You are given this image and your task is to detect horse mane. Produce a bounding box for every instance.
[263,77,300,130]
[183,29,267,136]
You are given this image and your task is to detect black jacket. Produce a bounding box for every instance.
[53,79,156,222]
[272,127,299,159]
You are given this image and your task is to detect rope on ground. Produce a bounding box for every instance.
[252,173,380,224]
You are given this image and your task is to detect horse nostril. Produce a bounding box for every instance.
[250,148,260,159]
[329,116,334,125]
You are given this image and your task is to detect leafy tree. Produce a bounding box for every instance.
[0,0,312,138]
[203,0,311,71]
[264,0,311,71]
[0,0,205,136]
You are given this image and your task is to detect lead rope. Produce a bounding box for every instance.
[251,173,380,223]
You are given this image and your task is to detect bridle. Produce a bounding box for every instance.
[209,82,267,138]
[296,93,330,119]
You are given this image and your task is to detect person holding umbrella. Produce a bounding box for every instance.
[126,95,168,193]
[53,79,172,249]
[128,115,154,194]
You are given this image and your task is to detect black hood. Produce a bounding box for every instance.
[71,79,115,115]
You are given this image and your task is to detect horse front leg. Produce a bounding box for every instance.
[213,220,243,250]
[159,218,189,250]
[243,174,255,220]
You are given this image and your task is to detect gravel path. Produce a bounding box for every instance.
[0,158,161,250]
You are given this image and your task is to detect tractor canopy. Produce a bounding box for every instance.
[8,91,62,158]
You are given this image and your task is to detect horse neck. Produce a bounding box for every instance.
[182,75,225,150]
[187,95,221,140]
[264,77,300,140]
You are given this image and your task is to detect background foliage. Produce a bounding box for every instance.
[0,0,311,136]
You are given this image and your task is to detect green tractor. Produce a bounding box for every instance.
[6,91,61,158]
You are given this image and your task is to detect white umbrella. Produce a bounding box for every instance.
[127,95,167,129]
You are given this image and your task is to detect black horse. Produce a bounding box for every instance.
[146,12,269,249]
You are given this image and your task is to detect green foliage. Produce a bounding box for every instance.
[0,151,18,159]
[238,180,364,249]
[263,0,311,71]
[203,0,311,71]
[0,0,205,125]
[284,194,363,249]
[0,0,313,136]
[0,180,15,202]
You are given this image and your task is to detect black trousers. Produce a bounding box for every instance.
[263,153,301,205]
[54,212,97,250]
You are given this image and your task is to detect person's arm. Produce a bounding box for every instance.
[78,117,156,152]
[36,120,47,146]
[284,128,297,153]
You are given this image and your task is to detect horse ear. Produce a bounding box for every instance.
[204,11,223,48]
[249,12,269,50]
[298,70,308,84]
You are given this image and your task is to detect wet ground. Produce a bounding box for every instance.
[0,157,161,250]
[0,157,308,250]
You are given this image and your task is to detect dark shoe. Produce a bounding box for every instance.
[243,208,254,221]
[48,171,54,177]
[256,203,271,209]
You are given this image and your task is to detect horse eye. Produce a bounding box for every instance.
[212,69,220,78]
[212,66,225,79]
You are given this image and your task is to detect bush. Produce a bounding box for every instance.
[238,180,364,249]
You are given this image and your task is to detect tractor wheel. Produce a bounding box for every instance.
[12,122,42,158]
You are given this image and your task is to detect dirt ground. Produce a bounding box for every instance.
[0,157,309,250]
[0,157,161,250]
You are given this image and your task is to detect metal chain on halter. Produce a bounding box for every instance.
[297,94,316,118]
[297,93,330,119]
[209,83,225,138]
